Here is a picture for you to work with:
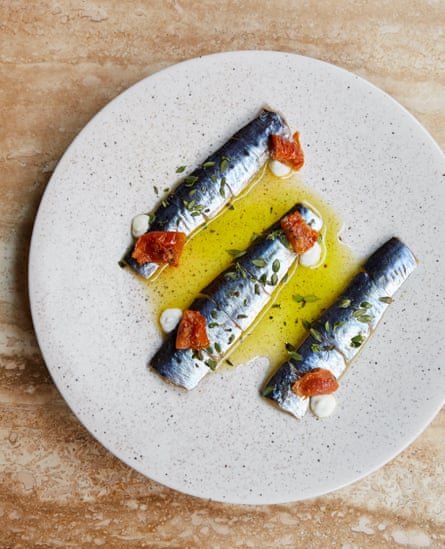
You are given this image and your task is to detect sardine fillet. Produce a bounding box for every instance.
[263,237,417,419]
[125,108,290,278]
[151,203,322,390]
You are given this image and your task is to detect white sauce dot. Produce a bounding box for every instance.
[131,214,150,238]
[300,241,322,267]
[269,159,291,177]
[160,308,183,333]
[310,394,337,418]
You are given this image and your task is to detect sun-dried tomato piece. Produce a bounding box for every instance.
[176,310,210,350]
[280,210,319,255]
[131,231,186,266]
[270,131,304,170]
[292,368,339,397]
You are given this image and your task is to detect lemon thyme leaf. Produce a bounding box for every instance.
[357,314,375,323]
[262,385,274,397]
[310,327,323,342]
[184,175,199,187]
[220,156,231,172]
[206,359,218,371]
[292,294,320,308]
[350,334,366,348]
[285,342,303,361]
[227,249,246,259]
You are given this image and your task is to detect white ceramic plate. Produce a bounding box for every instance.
[29,51,445,504]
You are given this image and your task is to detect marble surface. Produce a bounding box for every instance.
[1,1,444,547]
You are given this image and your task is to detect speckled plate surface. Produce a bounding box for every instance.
[29,51,445,504]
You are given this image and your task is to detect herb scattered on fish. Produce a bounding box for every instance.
[350,334,366,348]
[126,109,291,280]
[286,342,303,361]
[351,301,375,323]
[224,271,237,281]
[310,327,323,342]
[192,349,204,361]
[235,262,249,279]
[206,359,218,370]
[227,249,246,258]
[333,320,346,330]
[183,199,205,217]
[356,313,375,323]
[338,297,351,309]
[262,385,274,397]
[184,175,199,186]
[220,156,231,172]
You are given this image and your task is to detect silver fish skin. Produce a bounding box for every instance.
[150,335,211,391]
[263,237,417,419]
[151,202,322,389]
[151,296,242,390]
[125,108,290,278]
[263,335,345,418]
[364,237,417,296]
[235,203,322,296]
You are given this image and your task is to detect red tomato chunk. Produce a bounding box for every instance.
[176,310,210,350]
[292,368,339,397]
[270,131,304,171]
[280,211,319,255]
[132,231,186,266]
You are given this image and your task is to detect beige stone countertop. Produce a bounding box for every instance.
[1,1,444,547]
